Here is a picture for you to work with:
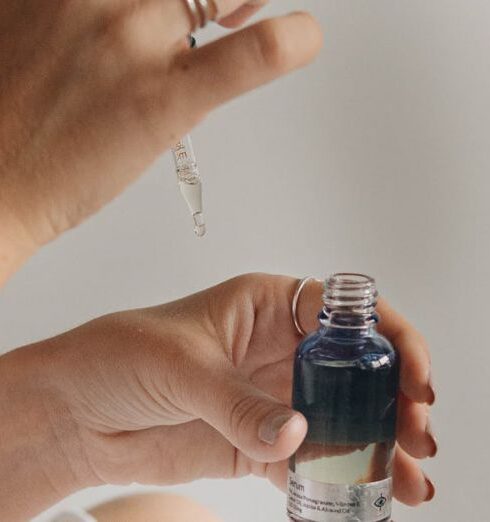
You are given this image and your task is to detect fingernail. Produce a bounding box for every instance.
[259,412,296,445]
[427,370,436,405]
[426,418,438,458]
[424,474,436,502]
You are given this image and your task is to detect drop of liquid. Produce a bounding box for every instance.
[193,213,206,238]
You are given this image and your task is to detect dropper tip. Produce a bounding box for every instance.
[194,223,206,238]
[193,213,206,238]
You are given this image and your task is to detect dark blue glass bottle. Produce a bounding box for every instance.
[287,274,399,522]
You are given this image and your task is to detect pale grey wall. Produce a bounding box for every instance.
[1,1,489,520]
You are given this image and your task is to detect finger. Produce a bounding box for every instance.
[377,298,434,405]
[265,459,289,492]
[397,394,438,459]
[219,1,268,28]
[190,366,307,463]
[213,0,264,19]
[169,12,323,116]
[393,446,435,505]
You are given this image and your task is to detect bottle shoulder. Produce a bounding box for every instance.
[297,327,397,369]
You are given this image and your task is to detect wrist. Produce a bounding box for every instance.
[0,343,100,520]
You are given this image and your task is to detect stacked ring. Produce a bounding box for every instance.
[182,0,218,32]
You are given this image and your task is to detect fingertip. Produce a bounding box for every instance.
[277,11,324,67]
[284,412,308,445]
[427,369,436,405]
[258,412,307,463]
[397,395,437,459]
[271,411,307,460]
[393,447,433,506]
[287,11,324,48]
[424,474,436,502]
[400,381,429,406]
[241,11,323,79]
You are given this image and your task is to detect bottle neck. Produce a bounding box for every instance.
[318,309,378,339]
[320,273,379,333]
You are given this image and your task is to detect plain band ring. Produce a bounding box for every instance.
[182,0,217,32]
[292,277,316,337]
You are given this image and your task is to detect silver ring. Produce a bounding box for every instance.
[196,0,210,28]
[292,277,316,337]
[182,0,217,32]
[183,0,199,32]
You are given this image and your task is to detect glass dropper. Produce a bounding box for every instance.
[171,35,206,238]
[171,134,206,237]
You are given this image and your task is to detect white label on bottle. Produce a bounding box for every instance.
[287,471,392,522]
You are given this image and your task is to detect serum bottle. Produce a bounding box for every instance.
[288,274,399,522]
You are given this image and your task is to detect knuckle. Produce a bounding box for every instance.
[229,394,263,443]
[88,8,159,77]
[93,15,137,67]
[234,273,268,289]
[229,273,271,307]
[252,21,290,72]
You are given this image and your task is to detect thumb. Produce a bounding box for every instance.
[192,368,307,463]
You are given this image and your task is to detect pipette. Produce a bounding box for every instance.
[171,35,206,238]
[171,134,206,237]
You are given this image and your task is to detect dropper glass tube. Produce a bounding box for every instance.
[171,134,206,237]
[171,34,206,238]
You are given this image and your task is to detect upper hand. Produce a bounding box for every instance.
[28,274,435,506]
[0,1,322,269]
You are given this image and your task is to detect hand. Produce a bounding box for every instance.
[0,1,322,275]
[1,274,435,519]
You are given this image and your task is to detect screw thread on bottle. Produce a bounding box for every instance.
[322,273,379,328]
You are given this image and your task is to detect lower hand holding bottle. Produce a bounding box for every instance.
[0,275,435,520]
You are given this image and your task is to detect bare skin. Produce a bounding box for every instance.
[0,2,436,521]
[89,493,223,522]
[0,0,322,283]
[0,275,436,520]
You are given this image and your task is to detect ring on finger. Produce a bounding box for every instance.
[182,0,218,32]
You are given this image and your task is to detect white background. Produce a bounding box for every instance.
[1,1,489,520]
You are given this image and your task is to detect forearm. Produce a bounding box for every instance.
[0,343,97,520]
